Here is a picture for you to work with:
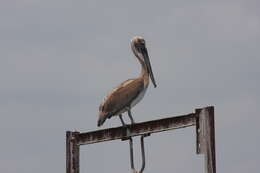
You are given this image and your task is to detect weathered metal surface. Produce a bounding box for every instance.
[66,131,80,173]
[77,113,196,145]
[196,108,202,154]
[66,106,216,173]
[196,106,216,173]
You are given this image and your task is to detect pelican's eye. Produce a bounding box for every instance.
[136,41,145,48]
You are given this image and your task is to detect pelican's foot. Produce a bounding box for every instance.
[122,123,128,128]
[126,127,131,137]
[129,123,135,127]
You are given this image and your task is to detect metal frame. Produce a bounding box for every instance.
[66,106,216,173]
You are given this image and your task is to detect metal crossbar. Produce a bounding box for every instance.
[66,106,216,173]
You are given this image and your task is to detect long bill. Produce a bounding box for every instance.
[141,47,157,88]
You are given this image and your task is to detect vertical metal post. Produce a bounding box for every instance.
[66,131,80,173]
[196,106,216,173]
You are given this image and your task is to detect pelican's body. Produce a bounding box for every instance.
[97,37,157,127]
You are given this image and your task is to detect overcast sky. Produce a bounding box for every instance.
[0,0,260,173]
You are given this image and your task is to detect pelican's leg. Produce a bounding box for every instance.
[119,114,126,127]
[128,110,135,124]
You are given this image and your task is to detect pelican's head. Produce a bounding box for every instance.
[131,36,157,88]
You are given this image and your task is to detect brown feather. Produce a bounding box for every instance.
[99,77,144,119]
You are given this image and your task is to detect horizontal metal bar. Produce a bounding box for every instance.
[77,113,196,145]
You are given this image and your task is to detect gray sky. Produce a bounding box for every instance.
[0,0,260,173]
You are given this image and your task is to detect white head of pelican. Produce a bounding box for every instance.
[97,36,157,127]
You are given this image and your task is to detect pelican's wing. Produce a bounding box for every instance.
[99,78,144,116]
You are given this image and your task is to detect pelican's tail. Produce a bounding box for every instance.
[97,117,106,127]
[97,112,111,127]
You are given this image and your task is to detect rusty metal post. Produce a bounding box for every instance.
[66,131,80,173]
[196,106,216,173]
[65,106,216,173]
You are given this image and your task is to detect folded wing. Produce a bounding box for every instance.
[99,78,144,119]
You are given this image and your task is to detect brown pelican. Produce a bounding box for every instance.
[97,36,157,127]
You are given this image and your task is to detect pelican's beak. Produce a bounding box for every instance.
[141,46,157,88]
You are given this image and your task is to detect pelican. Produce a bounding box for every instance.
[97,36,157,127]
